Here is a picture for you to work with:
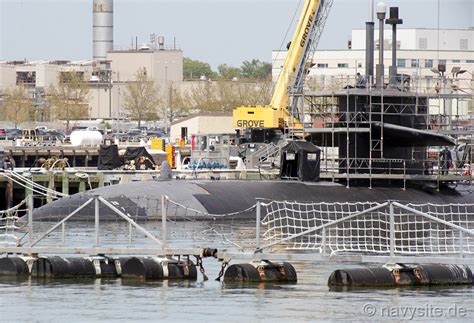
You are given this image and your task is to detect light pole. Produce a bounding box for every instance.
[376,1,387,89]
[165,65,168,135]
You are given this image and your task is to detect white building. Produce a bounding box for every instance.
[272,28,474,82]
[170,113,233,143]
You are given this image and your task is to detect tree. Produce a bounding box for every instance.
[123,68,162,127]
[184,81,220,112]
[183,57,217,80]
[182,80,274,113]
[241,59,272,80]
[3,84,34,128]
[167,83,189,124]
[217,64,242,80]
[48,72,90,132]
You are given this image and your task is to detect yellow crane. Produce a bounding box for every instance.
[233,0,333,132]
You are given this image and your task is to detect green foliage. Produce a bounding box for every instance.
[240,59,272,80]
[183,57,217,80]
[183,80,274,113]
[184,57,272,81]
[217,64,242,80]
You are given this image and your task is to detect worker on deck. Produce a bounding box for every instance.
[356,73,367,88]
[440,146,452,175]
[3,155,15,170]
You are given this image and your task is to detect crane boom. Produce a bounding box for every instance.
[233,0,333,131]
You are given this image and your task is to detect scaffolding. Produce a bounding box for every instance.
[288,74,474,188]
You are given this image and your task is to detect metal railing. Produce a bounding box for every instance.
[0,194,201,256]
[2,194,474,265]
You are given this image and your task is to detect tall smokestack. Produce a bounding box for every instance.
[93,0,113,61]
[365,0,375,81]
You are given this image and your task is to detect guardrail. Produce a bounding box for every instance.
[2,195,474,264]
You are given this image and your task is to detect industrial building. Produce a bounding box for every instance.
[169,113,233,143]
[272,28,474,80]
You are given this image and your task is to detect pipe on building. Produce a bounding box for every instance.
[386,7,403,86]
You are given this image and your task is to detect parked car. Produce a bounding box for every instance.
[4,129,22,140]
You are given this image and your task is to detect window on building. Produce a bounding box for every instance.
[466,60,474,64]
[425,59,433,68]
[460,39,468,50]
[16,71,36,85]
[337,63,349,68]
[411,59,418,68]
[397,59,406,68]
[317,63,328,68]
[418,38,428,50]
[439,59,447,66]
[452,59,461,63]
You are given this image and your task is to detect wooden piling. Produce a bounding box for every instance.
[47,171,55,204]
[5,178,13,209]
[62,171,69,196]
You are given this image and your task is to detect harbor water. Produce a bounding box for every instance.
[1,260,473,322]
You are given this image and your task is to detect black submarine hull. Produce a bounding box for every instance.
[32,180,474,219]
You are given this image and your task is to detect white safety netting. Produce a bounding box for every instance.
[3,195,474,258]
[261,201,474,256]
[0,198,28,246]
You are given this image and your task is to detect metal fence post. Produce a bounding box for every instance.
[403,160,406,190]
[322,227,327,255]
[161,195,167,247]
[95,196,100,247]
[389,201,395,258]
[28,193,34,247]
[256,200,261,250]
[61,222,66,245]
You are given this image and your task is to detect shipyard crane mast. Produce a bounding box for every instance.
[233,0,334,135]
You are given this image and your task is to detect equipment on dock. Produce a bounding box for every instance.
[70,130,103,147]
[280,141,321,181]
[328,263,473,288]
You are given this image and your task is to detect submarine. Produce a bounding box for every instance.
[32,179,474,220]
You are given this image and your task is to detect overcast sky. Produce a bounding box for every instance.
[0,0,472,68]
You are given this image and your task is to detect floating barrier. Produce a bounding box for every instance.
[31,257,97,278]
[121,257,197,280]
[224,261,297,283]
[328,263,473,288]
[0,257,30,276]
[0,256,198,280]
